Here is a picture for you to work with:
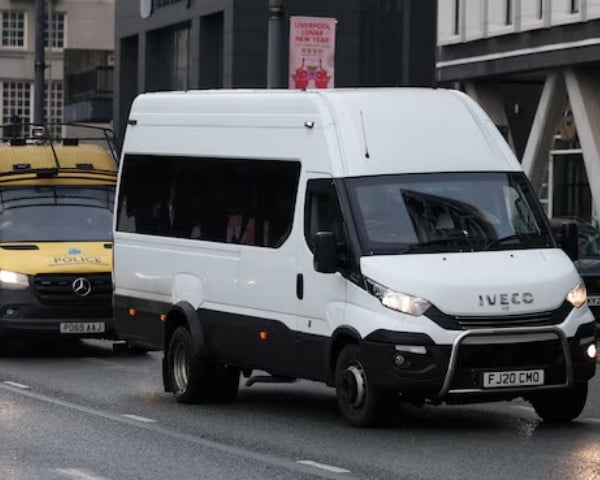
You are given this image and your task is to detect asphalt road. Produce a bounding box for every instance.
[1,339,599,480]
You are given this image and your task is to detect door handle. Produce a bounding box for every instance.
[296,273,304,300]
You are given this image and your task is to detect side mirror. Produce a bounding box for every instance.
[313,231,338,274]
[552,222,579,261]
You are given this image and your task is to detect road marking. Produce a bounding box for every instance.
[55,468,109,480]
[3,381,30,389]
[297,460,351,474]
[0,384,357,480]
[121,414,156,423]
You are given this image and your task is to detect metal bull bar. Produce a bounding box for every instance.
[436,326,573,399]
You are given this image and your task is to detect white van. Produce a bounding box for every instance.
[114,88,597,427]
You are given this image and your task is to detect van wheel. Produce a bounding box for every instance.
[334,343,392,427]
[167,326,210,403]
[167,326,240,403]
[530,383,588,422]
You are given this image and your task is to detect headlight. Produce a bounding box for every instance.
[366,279,431,316]
[566,281,587,308]
[0,270,29,290]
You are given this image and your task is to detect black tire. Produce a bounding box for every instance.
[334,343,393,427]
[167,326,211,403]
[166,326,240,404]
[530,383,588,423]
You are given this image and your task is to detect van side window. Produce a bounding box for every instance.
[116,154,300,248]
[304,179,346,253]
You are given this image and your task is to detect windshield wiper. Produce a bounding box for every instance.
[399,238,470,254]
[483,233,547,251]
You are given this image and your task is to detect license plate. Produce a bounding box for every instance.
[588,296,600,306]
[59,322,105,334]
[483,370,544,388]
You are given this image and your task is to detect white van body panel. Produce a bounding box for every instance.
[360,249,580,316]
[322,89,520,177]
[123,88,518,177]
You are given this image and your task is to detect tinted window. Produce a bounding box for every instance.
[304,179,346,252]
[345,172,554,255]
[117,155,301,248]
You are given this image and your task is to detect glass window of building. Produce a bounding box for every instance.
[45,12,66,48]
[537,98,591,223]
[1,11,25,48]
[45,82,64,135]
[1,81,31,124]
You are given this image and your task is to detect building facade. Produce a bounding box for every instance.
[438,0,600,224]
[0,0,114,129]
[114,0,437,145]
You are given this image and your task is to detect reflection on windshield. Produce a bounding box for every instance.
[578,225,600,259]
[345,172,554,255]
[0,186,114,242]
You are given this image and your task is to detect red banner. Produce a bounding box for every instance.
[289,16,336,89]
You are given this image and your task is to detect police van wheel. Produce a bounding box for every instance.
[335,343,391,427]
[530,383,588,422]
[167,326,210,403]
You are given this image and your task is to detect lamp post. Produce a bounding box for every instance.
[267,0,285,89]
[34,0,46,124]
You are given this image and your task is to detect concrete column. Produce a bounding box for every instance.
[138,32,147,93]
[222,7,234,88]
[189,17,201,89]
[465,81,515,151]
[565,67,600,222]
[521,73,565,191]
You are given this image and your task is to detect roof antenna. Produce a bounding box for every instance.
[360,110,370,159]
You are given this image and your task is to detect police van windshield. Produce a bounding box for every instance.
[345,172,554,255]
[0,186,114,242]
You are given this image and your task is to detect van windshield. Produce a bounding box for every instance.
[0,186,114,242]
[345,172,554,255]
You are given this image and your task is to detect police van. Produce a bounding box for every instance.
[113,89,597,426]
[0,123,118,343]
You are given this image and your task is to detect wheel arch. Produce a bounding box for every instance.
[164,301,208,358]
[326,326,362,386]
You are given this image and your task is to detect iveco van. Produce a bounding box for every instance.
[113,89,597,426]
[0,123,117,343]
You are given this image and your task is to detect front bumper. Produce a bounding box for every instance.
[362,322,597,402]
[0,276,116,339]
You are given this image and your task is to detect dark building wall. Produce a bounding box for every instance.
[114,0,437,146]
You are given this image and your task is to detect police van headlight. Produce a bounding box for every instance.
[566,281,587,308]
[366,279,431,316]
[0,270,29,289]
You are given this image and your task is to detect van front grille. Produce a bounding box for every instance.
[456,310,557,329]
[33,273,112,305]
[425,301,572,330]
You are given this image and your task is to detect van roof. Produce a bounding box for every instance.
[0,143,117,185]
[128,88,520,176]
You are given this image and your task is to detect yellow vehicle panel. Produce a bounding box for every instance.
[0,242,112,276]
[0,144,117,186]
[0,144,116,172]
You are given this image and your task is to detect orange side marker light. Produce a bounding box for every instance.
[259,331,268,341]
[160,314,167,322]
[128,308,137,317]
